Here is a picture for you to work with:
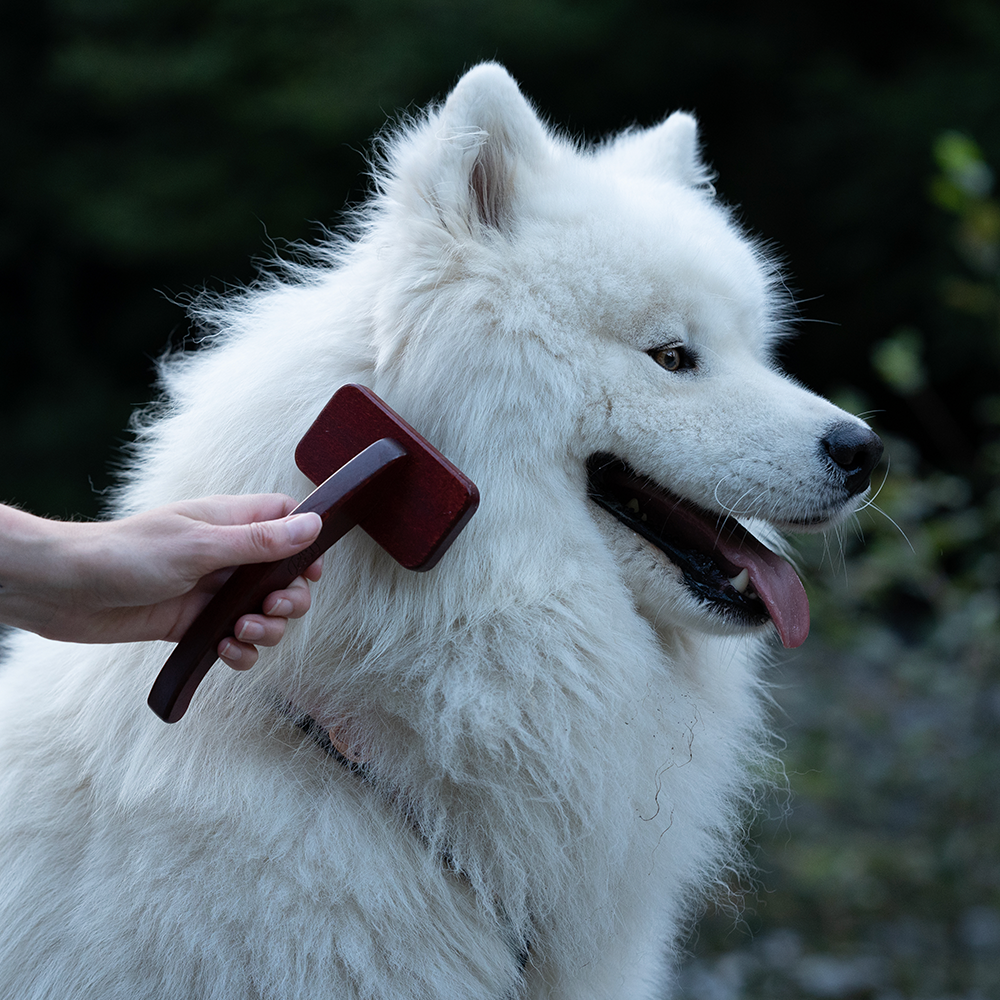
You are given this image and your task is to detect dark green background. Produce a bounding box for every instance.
[4,2,999,996]
[4,0,998,517]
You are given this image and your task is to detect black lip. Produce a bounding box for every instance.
[585,453,770,626]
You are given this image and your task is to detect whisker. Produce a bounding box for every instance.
[857,461,891,511]
[849,460,914,550]
[866,502,914,553]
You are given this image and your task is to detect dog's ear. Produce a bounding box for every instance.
[605,112,714,191]
[402,63,549,233]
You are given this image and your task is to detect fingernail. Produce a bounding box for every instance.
[286,513,320,546]
[238,621,265,642]
[220,640,241,662]
[268,598,292,618]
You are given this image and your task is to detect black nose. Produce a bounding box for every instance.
[821,421,884,496]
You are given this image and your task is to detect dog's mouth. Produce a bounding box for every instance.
[586,454,809,648]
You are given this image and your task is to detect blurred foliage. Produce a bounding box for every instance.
[3,2,1000,996]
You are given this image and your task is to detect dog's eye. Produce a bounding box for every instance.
[648,345,694,372]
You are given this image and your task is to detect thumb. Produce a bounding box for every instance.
[217,512,323,568]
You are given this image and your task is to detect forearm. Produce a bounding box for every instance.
[0,504,85,638]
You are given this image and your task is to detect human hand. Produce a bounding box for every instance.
[0,496,324,669]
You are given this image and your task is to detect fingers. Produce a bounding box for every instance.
[169,495,323,578]
[229,511,323,567]
[218,614,287,671]
[218,638,259,671]
[303,553,324,583]
[261,574,314,619]
[177,493,301,526]
[220,574,313,670]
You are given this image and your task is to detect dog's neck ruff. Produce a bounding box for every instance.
[278,703,533,974]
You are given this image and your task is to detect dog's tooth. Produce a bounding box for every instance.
[728,568,750,594]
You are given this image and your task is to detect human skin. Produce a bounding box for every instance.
[0,495,323,669]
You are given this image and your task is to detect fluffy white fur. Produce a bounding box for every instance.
[0,65,876,999]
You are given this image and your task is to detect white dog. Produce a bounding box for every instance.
[0,64,881,999]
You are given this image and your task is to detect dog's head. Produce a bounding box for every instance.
[365,64,881,648]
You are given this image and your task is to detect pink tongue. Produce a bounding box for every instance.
[620,477,810,648]
[712,527,810,649]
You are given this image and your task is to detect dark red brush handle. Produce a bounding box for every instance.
[147,438,407,723]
